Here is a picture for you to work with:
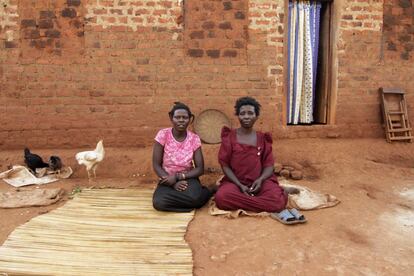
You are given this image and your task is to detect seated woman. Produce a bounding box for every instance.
[152,102,212,212]
[215,97,288,214]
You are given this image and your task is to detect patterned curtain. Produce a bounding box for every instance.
[287,0,321,124]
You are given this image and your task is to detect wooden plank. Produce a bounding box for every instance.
[390,136,413,141]
[314,2,332,123]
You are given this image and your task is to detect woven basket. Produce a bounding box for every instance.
[194,109,231,144]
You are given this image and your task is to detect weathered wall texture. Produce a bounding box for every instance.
[0,0,413,148]
[335,0,414,138]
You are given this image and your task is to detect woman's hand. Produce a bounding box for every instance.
[249,178,263,195]
[160,175,176,186]
[238,184,251,196]
[173,180,188,191]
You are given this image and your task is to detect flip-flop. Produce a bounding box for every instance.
[289,208,307,223]
[270,209,300,225]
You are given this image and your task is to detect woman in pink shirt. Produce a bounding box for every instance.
[152,102,212,212]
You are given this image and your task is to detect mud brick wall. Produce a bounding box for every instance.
[0,0,414,148]
[336,0,414,138]
[184,0,248,59]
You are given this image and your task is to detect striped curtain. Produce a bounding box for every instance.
[287,0,321,124]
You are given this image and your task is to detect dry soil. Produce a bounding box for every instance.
[0,138,413,275]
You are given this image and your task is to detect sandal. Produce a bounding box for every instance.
[288,208,307,223]
[270,209,300,225]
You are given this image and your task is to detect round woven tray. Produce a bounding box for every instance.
[194,109,231,144]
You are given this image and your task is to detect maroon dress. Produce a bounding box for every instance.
[215,127,287,212]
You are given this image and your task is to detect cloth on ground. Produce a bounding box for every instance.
[209,177,340,218]
[280,179,340,210]
[0,188,64,208]
[0,165,73,187]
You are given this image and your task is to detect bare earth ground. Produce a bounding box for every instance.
[1,138,414,275]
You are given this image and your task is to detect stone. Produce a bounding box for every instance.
[274,163,283,173]
[89,91,105,97]
[26,30,40,39]
[21,19,36,28]
[202,21,215,30]
[401,52,410,60]
[285,161,303,170]
[207,31,216,38]
[62,8,77,18]
[136,58,149,64]
[219,22,232,30]
[283,166,295,172]
[45,29,61,38]
[187,49,204,58]
[398,0,412,8]
[327,132,340,138]
[39,11,56,19]
[290,170,303,180]
[235,11,245,20]
[234,40,244,48]
[190,31,204,39]
[280,169,290,178]
[206,50,220,58]
[38,20,53,29]
[404,43,414,52]
[399,35,411,42]
[71,19,83,28]
[138,75,150,81]
[67,0,81,7]
[223,50,237,57]
[223,2,232,10]
[4,41,17,48]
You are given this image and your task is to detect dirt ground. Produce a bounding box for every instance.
[1,138,413,275]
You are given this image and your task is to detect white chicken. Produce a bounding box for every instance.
[75,140,105,180]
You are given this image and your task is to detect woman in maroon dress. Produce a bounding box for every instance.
[214,97,288,213]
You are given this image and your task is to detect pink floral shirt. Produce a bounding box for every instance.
[155,128,202,175]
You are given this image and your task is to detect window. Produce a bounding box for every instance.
[286,0,333,125]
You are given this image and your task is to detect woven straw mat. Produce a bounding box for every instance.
[0,188,194,276]
[194,109,231,144]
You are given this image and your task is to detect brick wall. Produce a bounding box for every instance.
[0,0,413,148]
[335,0,414,138]
[383,0,414,60]
[85,0,182,30]
[0,0,19,47]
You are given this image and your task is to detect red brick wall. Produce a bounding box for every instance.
[0,0,413,148]
[335,0,414,138]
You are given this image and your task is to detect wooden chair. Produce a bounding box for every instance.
[379,88,412,143]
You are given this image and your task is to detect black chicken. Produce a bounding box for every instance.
[48,156,63,173]
[24,148,49,173]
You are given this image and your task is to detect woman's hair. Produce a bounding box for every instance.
[234,97,261,116]
[168,102,194,121]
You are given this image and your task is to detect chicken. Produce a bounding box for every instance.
[24,148,49,174]
[75,140,105,179]
[49,155,63,176]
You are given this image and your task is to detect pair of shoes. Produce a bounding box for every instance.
[270,208,307,225]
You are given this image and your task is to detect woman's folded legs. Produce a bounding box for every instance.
[153,178,212,212]
[215,180,287,213]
